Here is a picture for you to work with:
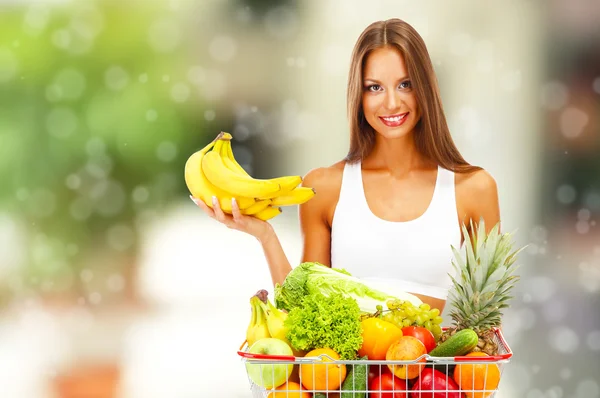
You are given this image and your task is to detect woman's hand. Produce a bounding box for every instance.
[190,195,273,243]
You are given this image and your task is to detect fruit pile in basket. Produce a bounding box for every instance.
[185,132,315,221]
[242,221,524,397]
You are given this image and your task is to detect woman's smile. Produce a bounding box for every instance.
[379,112,409,127]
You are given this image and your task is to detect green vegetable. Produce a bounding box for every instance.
[275,262,422,313]
[341,356,368,397]
[429,329,479,357]
[284,291,362,360]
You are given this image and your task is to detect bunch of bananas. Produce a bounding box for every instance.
[246,289,303,356]
[185,132,315,221]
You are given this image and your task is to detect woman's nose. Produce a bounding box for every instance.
[384,91,400,111]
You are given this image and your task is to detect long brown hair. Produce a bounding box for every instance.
[345,18,480,173]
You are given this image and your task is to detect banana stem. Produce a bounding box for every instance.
[214,131,225,141]
[254,289,268,303]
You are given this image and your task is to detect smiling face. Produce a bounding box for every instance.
[361,46,421,140]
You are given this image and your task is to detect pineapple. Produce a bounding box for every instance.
[442,219,525,355]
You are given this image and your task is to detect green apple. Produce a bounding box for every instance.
[245,337,294,388]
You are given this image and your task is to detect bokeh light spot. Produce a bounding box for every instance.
[132,186,150,203]
[105,66,130,91]
[548,326,579,354]
[46,107,78,139]
[54,68,87,100]
[560,107,589,138]
[148,19,181,53]
[107,224,135,251]
[156,141,177,162]
[209,36,237,63]
[170,83,190,103]
[556,184,576,204]
[204,110,216,121]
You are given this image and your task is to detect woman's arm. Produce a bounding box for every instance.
[257,167,335,286]
[192,196,293,287]
[299,167,336,267]
[194,166,337,287]
[255,224,292,287]
[410,293,447,313]
[457,169,501,242]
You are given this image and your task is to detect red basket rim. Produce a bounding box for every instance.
[237,327,513,362]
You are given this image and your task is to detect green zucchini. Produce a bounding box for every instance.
[429,329,478,357]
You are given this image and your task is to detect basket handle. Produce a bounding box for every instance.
[453,328,513,361]
[237,351,297,361]
[453,352,512,361]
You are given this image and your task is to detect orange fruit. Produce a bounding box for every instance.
[267,381,311,398]
[453,352,501,398]
[358,318,403,360]
[300,348,347,391]
[385,336,427,379]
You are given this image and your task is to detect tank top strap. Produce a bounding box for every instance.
[428,166,457,219]
[338,161,363,204]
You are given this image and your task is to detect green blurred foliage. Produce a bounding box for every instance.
[0,1,221,296]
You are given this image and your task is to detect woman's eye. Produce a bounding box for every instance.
[399,80,412,89]
[367,84,381,92]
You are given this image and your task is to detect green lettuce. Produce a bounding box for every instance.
[275,262,422,313]
[284,291,362,360]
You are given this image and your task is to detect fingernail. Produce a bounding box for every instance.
[189,195,197,204]
[231,197,236,205]
[212,196,217,205]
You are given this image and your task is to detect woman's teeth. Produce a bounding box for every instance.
[379,113,408,126]
[382,114,406,122]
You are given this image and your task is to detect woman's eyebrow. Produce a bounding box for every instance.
[363,77,409,84]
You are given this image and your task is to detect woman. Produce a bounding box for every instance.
[191,19,499,312]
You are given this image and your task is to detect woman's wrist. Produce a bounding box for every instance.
[255,223,275,245]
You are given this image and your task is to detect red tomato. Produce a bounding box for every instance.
[410,368,461,398]
[401,326,436,353]
[368,364,389,386]
[369,372,408,398]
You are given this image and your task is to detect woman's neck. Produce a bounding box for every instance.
[363,132,432,176]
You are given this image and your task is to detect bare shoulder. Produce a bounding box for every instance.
[455,168,498,195]
[302,160,345,194]
[455,167,500,232]
[301,160,346,225]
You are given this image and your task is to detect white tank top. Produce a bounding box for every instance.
[330,161,461,300]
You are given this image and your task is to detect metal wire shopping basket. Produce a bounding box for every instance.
[238,328,512,397]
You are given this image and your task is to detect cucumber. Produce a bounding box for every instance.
[429,329,478,357]
[340,356,368,397]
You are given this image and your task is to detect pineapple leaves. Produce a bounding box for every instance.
[446,219,526,330]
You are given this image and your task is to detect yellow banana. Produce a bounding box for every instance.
[221,135,249,176]
[246,296,271,347]
[241,199,272,215]
[202,139,282,198]
[259,298,305,357]
[259,175,302,199]
[259,298,289,341]
[271,186,316,206]
[254,205,282,221]
[184,138,256,212]
[219,136,303,198]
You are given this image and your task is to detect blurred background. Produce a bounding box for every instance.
[0,0,599,396]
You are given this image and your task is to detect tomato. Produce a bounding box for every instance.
[411,368,461,398]
[401,326,436,353]
[368,364,390,386]
[369,372,408,398]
